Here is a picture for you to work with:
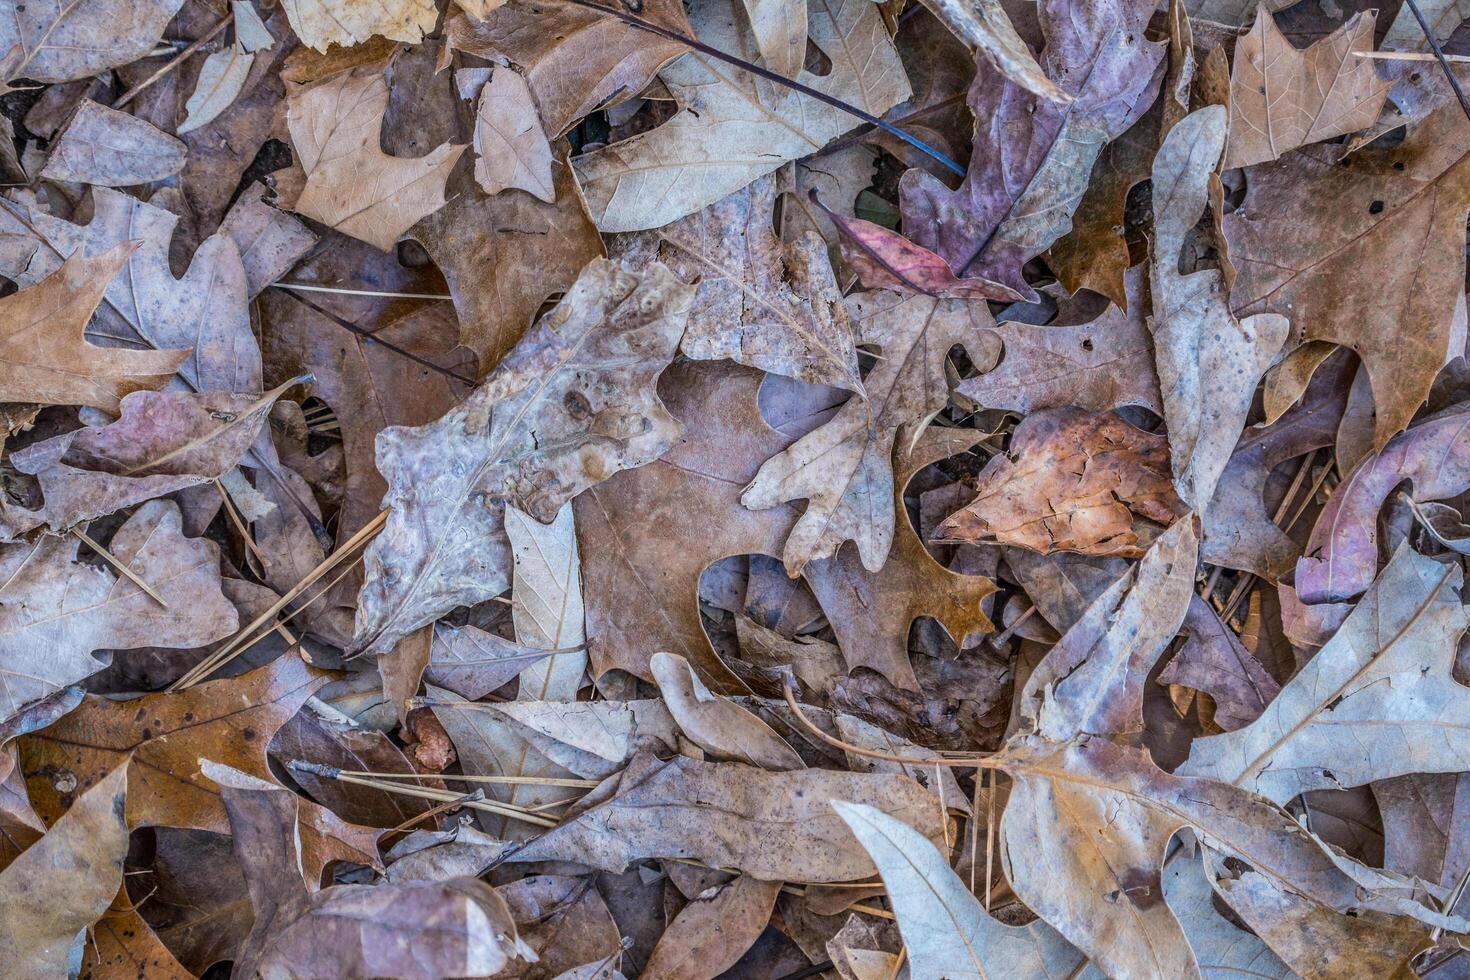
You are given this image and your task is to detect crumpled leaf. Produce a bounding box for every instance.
[178,0,275,136]
[0,244,186,412]
[19,654,329,834]
[572,0,910,232]
[1223,8,1391,169]
[958,264,1162,415]
[512,755,945,882]
[1226,104,1470,450]
[40,99,186,186]
[1158,595,1280,731]
[742,290,992,574]
[0,0,184,86]
[281,0,437,52]
[1180,545,1470,804]
[287,70,466,250]
[355,258,692,657]
[833,801,1085,978]
[896,0,1166,300]
[612,173,862,392]
[649,652,804,769]
[937,407,1187,558]
[470,66,555,202]
[0,766,127,980]
[445,0,693,138]
[1296,403,1470,603]
[0,501,236,727]
[1149,105,1289,510]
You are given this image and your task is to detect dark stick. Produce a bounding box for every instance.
[552,0,966,177]
[1403,0,1470,123]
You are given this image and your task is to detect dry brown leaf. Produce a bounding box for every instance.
[425,624,557,700]
[742,290,994,574]
[641,874,783,980]
[178,0,275,136]
[649,652,805,770]
[741,0,806,78]
[612,173,863,392]
[281,0,437,52]
[18,654,329,834]
[1224,8,1391,169]
[41,99,186,186]
[936,407,1187,558]
[1158,595,1280,731]
[572,0,910,232]
[287,70,466,250]
[354,258,692,657]
[499,874,624,978]
[0,244,186,412]
[0,501,236,727]
[470,66,555,202]
[0,0,183,86]
[0,766,128,980]
[81,888,193,980]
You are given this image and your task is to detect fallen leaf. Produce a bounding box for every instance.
[741,0,805,78]
[281,0,437,52]
[0,501,236,726]
[612,173,863,392]
[355,258,692,657]
[471,66,555,202]
[641,874,783,980]
[1149,105,1289,510]
[0,766,128,980]
[649,652,804,769]
[896,0,1165,300]
[1158,595,1280,731]
[425,624,557,701]
[177,0,275,136]
[1180,544,1470,803]
[0,0,184,86]
[742,289,993,574]
[1223,8,1390,169]
[41,99,186,186]
[81,888,194,980]
[824,208,1023,301]
[572,0,910,231]
[937,407,1188,558]
[287,69,466,250]
[0,244,186,412]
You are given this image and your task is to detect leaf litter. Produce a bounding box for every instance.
[5,0,1470,976]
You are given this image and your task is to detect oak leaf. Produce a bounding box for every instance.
[281,0,437,52]
[354,258,693,657]
[287,70,466,251]
[0,244,186,412]
[649,652,805,770]
[469,66,555,202]
[1158,595,1281,731]
[1224,8,1391,169]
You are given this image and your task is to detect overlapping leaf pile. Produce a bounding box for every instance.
[4,0,1470,976]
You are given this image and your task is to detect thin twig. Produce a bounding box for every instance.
[114,14,233,109]
[215,478,268,565]
[73,527,169,608]
[287,761,560,828]
[333,768,599,789]
[274,282,453,301]
[552,0,965,177]
[388,789,487,834]
[1355,50,1470,62]
[1403,0,1470,122]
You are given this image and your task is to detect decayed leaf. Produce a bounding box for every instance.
[1296,404,1470,603]
[937,407,1187,558]
[649,652,804,769]
[741,0,805,79]
[19,654,329,834]
[826,211,1022,301]
[958,265,1162,415]
[642,874,782,980]
[896,0,1165,300]
[804,426,996,691]
[1226,105,1470,449]
[0,244,186,412]
[178,0,275,136]
[0,501,236,726]
[1150,105,1289,510]
[1223,9,1391,169]
[0,766,127,980]
[613,174,862,392]
[411,143,603,370]
[0,0,183,86]
[572,0,910,232]
[355,258,693,657]
[471,66,555,202]
[742,290,993,574]
[281,0,437,52]
[287,70,466,250]
[1180,545,1470,803]
[512,755,946,882]
[1,381,293,539]
[833,801,1085,979]
[574,361,808,692]
[1158,595,1280,731]
[445,0,692,138]
[40,99,186,186]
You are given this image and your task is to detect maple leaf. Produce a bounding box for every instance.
[354,258,693,657]
[0,244,186,412]
[286,70,466,251]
